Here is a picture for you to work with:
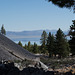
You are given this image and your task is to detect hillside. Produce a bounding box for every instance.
[0,33,48,70]
[0,33,39,61]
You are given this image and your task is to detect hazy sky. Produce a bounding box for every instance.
[0,0,75,31]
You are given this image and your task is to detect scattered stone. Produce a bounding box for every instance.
[0,62,75,75]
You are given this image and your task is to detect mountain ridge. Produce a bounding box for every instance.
[6,30,69,45]
[6,29,68,35]
[6,30,68,40]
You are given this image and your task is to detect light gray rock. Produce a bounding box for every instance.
[0,33,39,61]
[0,34,48,71]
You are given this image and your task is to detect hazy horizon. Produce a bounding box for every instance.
[6,29,69,32]
[6,29,69,45]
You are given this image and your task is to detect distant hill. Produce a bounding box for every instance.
[6,30,57,37]
[6,30,69,42]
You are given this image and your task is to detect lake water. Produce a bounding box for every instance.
[13,37,70,46]
[14,40,41,46]
[8,35,70,46]
[12,37,41,46]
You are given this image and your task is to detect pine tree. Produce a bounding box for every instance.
[33,42,38,53]
[69,20,75,55]
[18,41,22,47]
[47,0,75,13]
[56,28,70,58]
[47,32,55,57]
[24,44,27,49]
[40,30,47,54]
[1,24,6,35]
[27,41,31,52]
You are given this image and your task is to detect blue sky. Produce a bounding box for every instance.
[0,0,75,31]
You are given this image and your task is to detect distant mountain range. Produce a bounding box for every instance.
[6,30,69,43]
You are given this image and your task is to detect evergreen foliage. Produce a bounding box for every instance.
[1,24,6,35]
[27,41,31,52]
[69,20,75,55]
[40,30,47,45]
[23,42,39,53]
[18,41,22,47]
[56,28,70,58]
[17,29,70,58]
[33,42,38,53]
[47,0,75,13]
[40,30,47,53]
[24,44,27,50]
[47,32,55,57]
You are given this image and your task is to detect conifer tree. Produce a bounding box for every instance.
[40,30,47,53]
[69,20,75,55]
[47,32,55,57]
[56,28,70,58]
[18,41,22,47]
[1,24,6,35]
[47,0,75,13]
[27,41,31,52]
[33,42,38,53]
[24,44,27,49]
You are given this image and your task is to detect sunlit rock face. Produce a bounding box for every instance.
[0,33,40,62]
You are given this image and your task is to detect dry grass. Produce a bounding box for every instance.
[40,56,75,74]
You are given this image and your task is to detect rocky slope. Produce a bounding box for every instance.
[0,33,39,61]
[0,34,49,70]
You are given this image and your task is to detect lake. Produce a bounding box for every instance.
[12,37,41,46]
[14,40,41,46]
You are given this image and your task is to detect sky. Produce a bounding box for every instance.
[0,0,75,32]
